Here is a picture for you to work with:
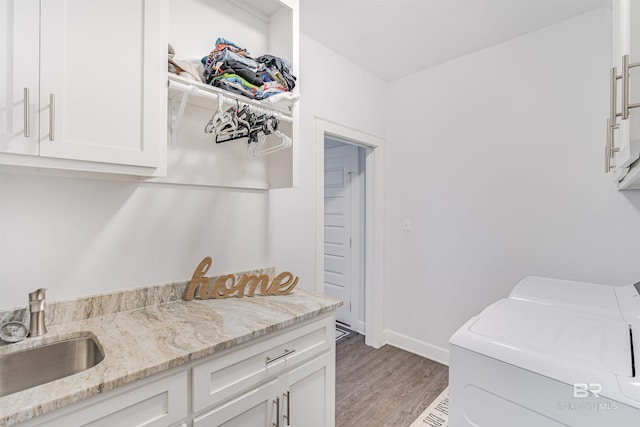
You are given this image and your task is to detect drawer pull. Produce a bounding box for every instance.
[266,348,296,364]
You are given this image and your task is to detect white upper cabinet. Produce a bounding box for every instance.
[610,0,640,189]
[0,0,39,156]
[0,0,167,176]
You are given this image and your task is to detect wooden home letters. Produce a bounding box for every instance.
[185,256,299,300]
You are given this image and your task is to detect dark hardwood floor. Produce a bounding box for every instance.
[336,333,448,427]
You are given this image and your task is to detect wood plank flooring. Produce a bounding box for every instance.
[336,333,448,427]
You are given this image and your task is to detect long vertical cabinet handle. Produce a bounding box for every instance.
[49,94,55,141]
[272,397,280,427]
[622,54,640,119]
[606,119,620,173]
[606,119,612,173]
[607,67,619,172]
[23,88,30,137]
[611,67,619,124]
[623,55,630,120]
[283,391,290,425]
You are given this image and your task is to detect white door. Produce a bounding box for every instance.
[38,0,164,167]
[324,144,357,325]
[0,0,39,155]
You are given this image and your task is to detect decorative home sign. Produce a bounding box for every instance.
[186,256,299,300]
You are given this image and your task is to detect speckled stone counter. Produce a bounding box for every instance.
[0,275,341,426]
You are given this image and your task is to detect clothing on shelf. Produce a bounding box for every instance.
[202,37,297,100]
[168,44,204,83]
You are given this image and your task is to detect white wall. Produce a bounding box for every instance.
[0,32,387,312]
[268,33,387,288]
[384,9,640,363]
[0,172,270,309]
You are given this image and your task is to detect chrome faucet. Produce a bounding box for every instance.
[28,288,47,337]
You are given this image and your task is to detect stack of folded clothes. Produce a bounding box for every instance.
[202,37,296,100]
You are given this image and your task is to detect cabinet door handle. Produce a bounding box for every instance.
[622,54,640,119]
[623,55,630,120]
[49,93,55,141]
[284,391,290,425]
[266,348,296,365]
[605,119,611,173]
[273,397,280,427]
[23,88,30,138]
[605,118,620,173]
[610,67,619,125]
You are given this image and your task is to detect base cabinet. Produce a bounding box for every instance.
[194,351,334,427]
[17,314,336,427]
[191,315,335,427]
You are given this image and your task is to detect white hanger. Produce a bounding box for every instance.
[248,130,292,158]
[204,94,235,135]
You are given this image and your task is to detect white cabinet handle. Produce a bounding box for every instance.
[23,88,30,138]
[49,93,55,141]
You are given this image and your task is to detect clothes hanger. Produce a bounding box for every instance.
[248,129,291,157]
[205,95,235,135]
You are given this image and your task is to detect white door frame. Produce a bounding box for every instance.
[314,117,384,348]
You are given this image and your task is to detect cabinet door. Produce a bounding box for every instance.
[0,0,39,155]
[193,379,279,427]
[613,0,640,171]
[281,351,335,427]
[38,0,166,168]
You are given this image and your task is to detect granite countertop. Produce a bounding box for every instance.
[0,288,341,426]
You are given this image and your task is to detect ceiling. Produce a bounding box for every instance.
[299,0,607,82]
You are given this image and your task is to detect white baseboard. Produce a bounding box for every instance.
[383,330,450,366]
[352,319,365,335]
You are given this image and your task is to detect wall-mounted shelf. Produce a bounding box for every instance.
[150,0,299,190]
[168,74,294,149]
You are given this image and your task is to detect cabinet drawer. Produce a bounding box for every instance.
[32,370,188,427]
[192,315,333,412]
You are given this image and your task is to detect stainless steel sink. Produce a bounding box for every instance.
[0,336,104,397]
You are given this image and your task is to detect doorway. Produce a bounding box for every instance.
[323,138,366,332]
[314,118,384,348]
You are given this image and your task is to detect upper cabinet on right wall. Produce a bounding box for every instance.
[608,0,640,189]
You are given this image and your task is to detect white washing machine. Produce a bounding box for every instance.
[449,276,640,427]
